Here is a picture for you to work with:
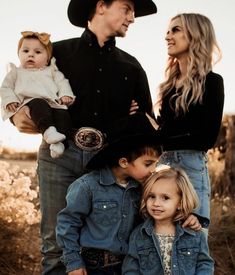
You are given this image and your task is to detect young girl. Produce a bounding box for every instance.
[122,166,214,274]
[155,13,224,228]
[0,31,75,158]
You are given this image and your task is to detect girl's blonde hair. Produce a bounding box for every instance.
[156,13,221,115]
[140,166,199,221]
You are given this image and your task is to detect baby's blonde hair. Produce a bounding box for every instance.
[140,166,199,221]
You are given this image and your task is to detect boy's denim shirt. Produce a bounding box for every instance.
[122,218,214,275]
[56,167,141,273]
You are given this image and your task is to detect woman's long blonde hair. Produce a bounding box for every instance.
[156,13,221,115]
[140,166,199,222]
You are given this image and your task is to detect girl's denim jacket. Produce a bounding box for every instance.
[122,218,214,275]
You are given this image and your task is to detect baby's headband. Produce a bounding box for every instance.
[21,31,51,46]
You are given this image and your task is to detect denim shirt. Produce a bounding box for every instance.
[122,218,214,275]
[56,167,141,273]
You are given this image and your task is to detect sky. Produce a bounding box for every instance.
[0,0,234,150]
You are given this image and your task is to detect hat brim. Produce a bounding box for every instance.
[86,132,161,170]
[68,0,157,28]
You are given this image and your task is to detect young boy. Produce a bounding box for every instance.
[56,113,162,274]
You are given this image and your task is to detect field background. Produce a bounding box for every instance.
[0,115,235,274]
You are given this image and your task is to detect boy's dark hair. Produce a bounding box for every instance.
[102,141,162,168]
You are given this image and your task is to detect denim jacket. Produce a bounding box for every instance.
[122,218,214,275]
[56,167,141,273]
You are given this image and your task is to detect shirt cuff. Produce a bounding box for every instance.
[61,251,85,273]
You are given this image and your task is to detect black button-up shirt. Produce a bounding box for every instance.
[53,29,153,132]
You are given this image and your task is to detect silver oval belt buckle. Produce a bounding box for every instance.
[74,127,105,151]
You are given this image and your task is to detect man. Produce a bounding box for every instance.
[12,0,157,274]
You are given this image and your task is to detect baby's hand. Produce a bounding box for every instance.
[6,102,19,112]
[59,96,75,106]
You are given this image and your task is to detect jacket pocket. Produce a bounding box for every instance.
[177,247,199,269]
[92,200,118,225]
[138,247,160,270]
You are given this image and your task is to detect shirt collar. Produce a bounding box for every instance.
[82,28,116,50]
[99,166,140,189]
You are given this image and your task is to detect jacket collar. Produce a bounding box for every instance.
[141,217,198,237]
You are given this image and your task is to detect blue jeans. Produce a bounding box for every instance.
[37,140,96,275]
[157,150,210,228]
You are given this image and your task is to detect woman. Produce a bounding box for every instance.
[155,13,224,228]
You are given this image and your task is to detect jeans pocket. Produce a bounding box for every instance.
[177,152,205,173]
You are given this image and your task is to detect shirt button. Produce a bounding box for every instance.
[97,89,101,93]
[89,43,92,47]
[99,68,102,72]
[94,112,98,116]
[99,51,103,55]
[124,76,128,80]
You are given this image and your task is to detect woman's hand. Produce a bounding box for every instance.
[129,100,139,115]
[12,105,38,134]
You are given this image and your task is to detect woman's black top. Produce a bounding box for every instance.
[156,71,224,152]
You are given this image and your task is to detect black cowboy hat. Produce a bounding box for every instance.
[68,0,157,28]
[86,112,162,169]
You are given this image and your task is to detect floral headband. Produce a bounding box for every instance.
[21,31,51,46]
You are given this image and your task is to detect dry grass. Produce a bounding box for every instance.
[207,145,235,274]
[209,197,235,274]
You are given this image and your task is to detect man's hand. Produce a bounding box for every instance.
[182,214,202,231]
[12,105,38,134]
